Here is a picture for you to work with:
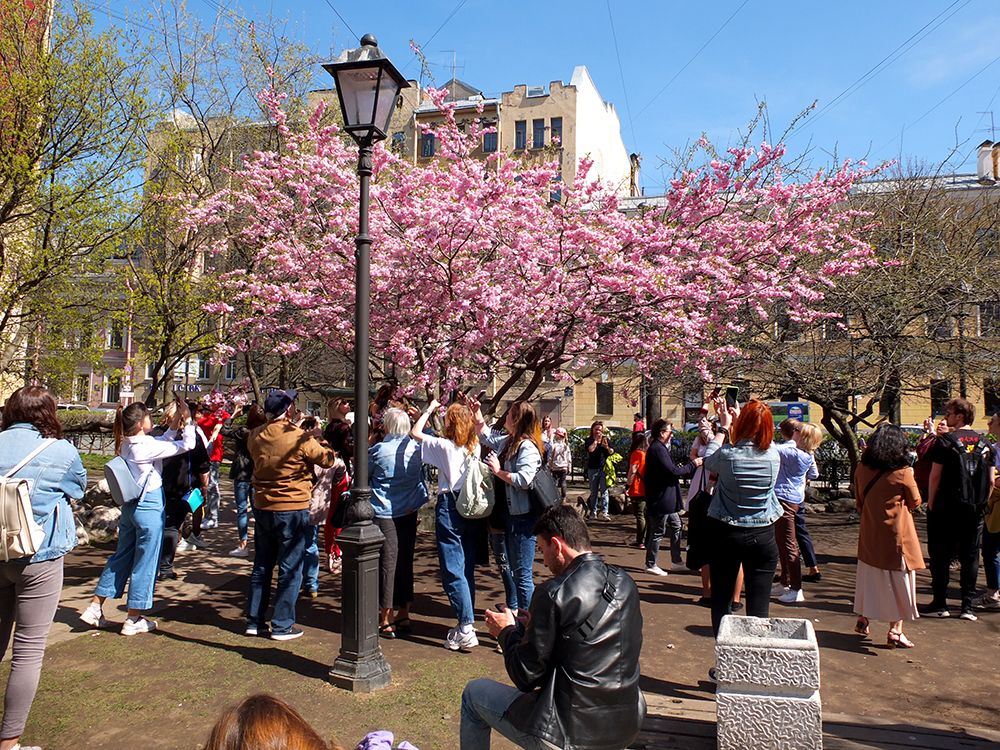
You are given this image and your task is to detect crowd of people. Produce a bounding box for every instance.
[0,382,997,750]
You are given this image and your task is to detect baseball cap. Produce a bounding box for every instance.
[264,388,298,417]
[555,427,567,437]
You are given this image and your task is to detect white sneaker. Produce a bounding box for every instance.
[121,616,157,636]
[445,626,479,651]
[772,583,789,597]
[80,603,108,628]
[228,546,249,558]
[645,566,669,577]
[176,538,195,552]
[598,513,611,521]
[959,610,978,621]
[202,519,218,530]
[779,588,805,604]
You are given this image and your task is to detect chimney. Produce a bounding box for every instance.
[977,140,995,184]
[629,152,641,198]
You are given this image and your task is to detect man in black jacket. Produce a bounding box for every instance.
[460,505,645,750]
[643,419,701,576]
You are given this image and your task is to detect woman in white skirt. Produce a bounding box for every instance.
[853,424,925,649]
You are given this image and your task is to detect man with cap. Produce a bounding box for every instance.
[246,389,336,640]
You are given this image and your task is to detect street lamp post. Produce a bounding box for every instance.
[322,34,408,693]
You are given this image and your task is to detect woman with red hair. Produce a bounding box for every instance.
[703,397,782,640]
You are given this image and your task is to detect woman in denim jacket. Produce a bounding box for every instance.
[703,397,781,639]
[477,400,542,614]
[0,386,87,750]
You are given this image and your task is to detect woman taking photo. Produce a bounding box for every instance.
[81,400,196,635]
[478,400,542,614]
[704,397,781,637]
[852,424,924,648]
[369,408,428,638]
[0,386,87,750]
[644,420,701,575]
[221,403,267,558]
[410,399,482,651]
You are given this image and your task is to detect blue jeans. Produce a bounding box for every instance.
[505,514,536,610]
[794,504,817,568]
[233,480,253,542]
[587,468,609,515]
[461,678,545,749]
[302,524,320,593]
[246,508,309,634]
[983,527,1000,591]
[490,532,517,610]
[436,492,477,626]
[206,461,221,523]
[95,488,164,611]
[645,511,682,568]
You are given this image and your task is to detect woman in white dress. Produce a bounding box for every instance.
[852,424,925,648]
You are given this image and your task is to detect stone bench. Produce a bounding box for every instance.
[715,615,821,750]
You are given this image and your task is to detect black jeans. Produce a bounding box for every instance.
[159,493,190,576]
[374,517,398,611]
[392,511,419,608]
[708,518,778,636]
[927,506,983,611]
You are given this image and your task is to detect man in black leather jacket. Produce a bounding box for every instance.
[460,505,645,750]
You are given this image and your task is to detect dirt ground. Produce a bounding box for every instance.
[5,487,999,749]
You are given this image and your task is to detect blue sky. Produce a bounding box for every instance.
[98,0,1000,194]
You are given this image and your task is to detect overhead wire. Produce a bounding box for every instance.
[318,0,358,41]
[634,0,751,119]
[875,52,1000,157]
[402,0,471,72]
[790,0,970,136]
[606,0,636,149]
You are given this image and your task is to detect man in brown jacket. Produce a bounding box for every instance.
[246,389,336,640]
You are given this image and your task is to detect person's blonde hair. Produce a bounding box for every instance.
[204,694,343,750]
[443,403,478,452]
[797,423,823,453]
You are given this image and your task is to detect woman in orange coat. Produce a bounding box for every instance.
[852,424,925,649]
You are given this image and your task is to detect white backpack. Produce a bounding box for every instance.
[1,439,56,562]
[455,449,495,519]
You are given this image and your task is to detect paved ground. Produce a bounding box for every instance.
[4,483,998,749]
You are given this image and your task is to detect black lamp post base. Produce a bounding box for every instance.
[329,653,392,692]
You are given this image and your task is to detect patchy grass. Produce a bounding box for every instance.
[80,452,111,472]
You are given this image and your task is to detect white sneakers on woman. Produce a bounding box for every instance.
[120,616,157,636]
[79,602,108,629]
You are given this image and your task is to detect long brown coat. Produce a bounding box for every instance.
[854,464,926,571]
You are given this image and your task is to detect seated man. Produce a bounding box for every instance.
[460,505,645,750]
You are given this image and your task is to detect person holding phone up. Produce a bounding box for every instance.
[585,422,612,520]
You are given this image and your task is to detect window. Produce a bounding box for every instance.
[198,355,210,380]
[224,359,237,380]
[482,131,497,153]
[596,382,614,415]
[532,118,545,148]
[979,301,1000,337]
[985,379,1000,418]
[930,379,951,417]
[927,314,953,340]
[146,361,157,379]
[74,374,90,403]
[104,376,120,404]
[550,117,562,144]
[549,176,562,203]
[391,131,406,153]
[420,132,435,158]
[514,120,526,150]
[107,321,124,350]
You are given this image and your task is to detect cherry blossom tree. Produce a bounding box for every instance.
[190,88,878,410]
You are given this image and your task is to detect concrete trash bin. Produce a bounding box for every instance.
[715,615,822,750]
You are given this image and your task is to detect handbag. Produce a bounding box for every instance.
[104,451,150,507]
[985,486,1000,534]
[528,466,561,516]
[0,439,56,562]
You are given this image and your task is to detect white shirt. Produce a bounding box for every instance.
[420,435,470,493]
[120,425,197,493]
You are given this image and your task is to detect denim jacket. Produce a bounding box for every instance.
[369,435,429,518]
[0,423,87,562]
[481,428,541,517]
[704,439,781,527]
